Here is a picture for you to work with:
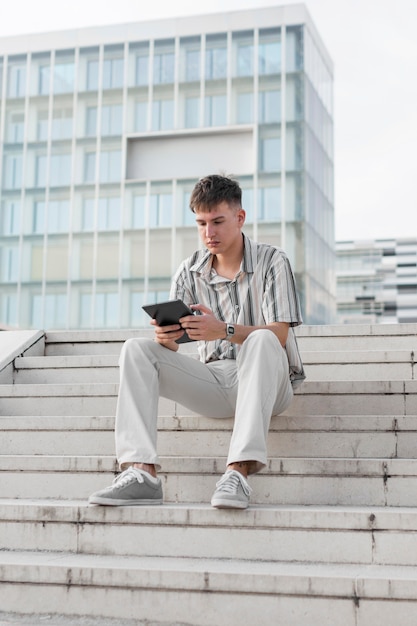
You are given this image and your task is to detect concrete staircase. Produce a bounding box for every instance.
[0,324,417,626]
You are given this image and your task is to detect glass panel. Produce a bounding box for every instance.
[101,104,123,135]
[7,59,26,98]
[1,201,21,236]
[37,110,48,141]
[84,152,96,183]
[135,49,149,86]
[82,198,95,230]
[131,194,146,228]
[6,111,25,142]
[258,35,281,75]
[259,186,281,221]
[236,92,253,124]
[103,57,124,90]
[3,154,23,189]
[152,99,174,131]
[205,94,227,126]
[260,137,281,171]
[153,41,175,84]
[86,106,97,136]
[51,108,73,140]
[53,62,75,94]
[205,34,227,80]
[99,150,121,183]
[1,246,19,282]
[259,89,281,123]
[87,60,99,91]
[134,100,148,132]
[50,154,72,186]
[35,155,47,187]
[184,96,199,128]
[97,197,120,230]
[233,32,254,77]
[149,192,172,227]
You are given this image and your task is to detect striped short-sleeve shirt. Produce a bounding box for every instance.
[170,233,305,388]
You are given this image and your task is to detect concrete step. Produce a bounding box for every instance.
[2,415,417,459]
[1,550,417,626]
[43,324,417,356]
[1,500,417,567]
[12,349,416,383]
[1,380,417,416]
[1,455,416,506]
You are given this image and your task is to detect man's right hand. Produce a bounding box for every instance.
[150,319,181,351]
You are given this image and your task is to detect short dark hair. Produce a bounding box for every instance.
[189,174,242,213]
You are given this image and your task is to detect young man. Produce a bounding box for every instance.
[89,174,305,509]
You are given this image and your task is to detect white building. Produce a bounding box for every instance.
[0,4,334,330]
[336,238,417,324]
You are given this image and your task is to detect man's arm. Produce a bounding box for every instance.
[180,304,290,347]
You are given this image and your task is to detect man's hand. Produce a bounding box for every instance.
[179,304,225,342]
[150,319,181,351]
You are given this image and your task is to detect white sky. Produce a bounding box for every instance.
[1,0,416,242]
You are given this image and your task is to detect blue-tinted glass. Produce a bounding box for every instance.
[103,58,124,89]
[154,52,175,84]
[259,42,281,75]
[82,199,95,230]
[101,104,123,135]
[48,200,70,232]
[38,65,50,95]
[33,202,45,233]
[205,47,227,80]
[185,49,200,81]
[237,93,253,123]
[86,107,97,136]
[50,154,71,186]
[135,54,149,86]
[35,155,47,187]
[260,187,281,221]
[54,63,74,94]
[84,153,96,182]
[236,44,253,77]
[2,201,20,236]
[1,246,19,281]
[135,101,147,132]
[185,97,199,128]
[8,64,26,98]
[3,155,23,189]
[261,137,281,171]
[87,60,99,91]
[132,195,146,228]
[152,100,174,131]
[80,293,92,327]
[259,90,281,123]
[242,188,254,222]
[205,95,226,126]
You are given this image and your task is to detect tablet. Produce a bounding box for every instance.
[142,299,196,343]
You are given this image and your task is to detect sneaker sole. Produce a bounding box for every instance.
[89,496,163,506]
[211,498,248,509]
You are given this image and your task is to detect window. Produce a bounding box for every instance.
[152,99,174,131]
[134,100,148,132]
[32,293,67,329]
[99,150,121,183]
[8,63,26,98]
[53,62,75,94]
[131,289,170,327]
[80,292,119,328]
[87,60,99,91]
[153,51,175,84]
[259,90,281,123]
[33,200,70,234]
[97,197,120,230]
[205,45,227,80]
[82,198,95,231]
[205,94,227,126]
[85,107,97,136]
[103,58,124,90]
[184,49,200,82]
[2,201,20,236]
[1,293,17,326]
[135,52,149,86]
[259,186,281,222]
[7,113,25,143]
[3,154,23,190]
[184,97,200,128]
[101,104,123,135]
[37,154,71,187]
[149,193,172,227]
[51,109,73,140]
[1,246,19,282]
[37,111,48,141]
[259,41,281,75]
[260,137,281,171]
[131,194,146,229]
[84,152,96,183]
[236,92,253,123]
[38,65,50,95]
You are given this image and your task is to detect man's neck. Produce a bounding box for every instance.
[212,236,244,280]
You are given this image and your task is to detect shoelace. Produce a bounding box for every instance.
[215,470,252,496]
[112,467,145,488]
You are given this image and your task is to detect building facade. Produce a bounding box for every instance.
[0,4,334,330]
[336,238,417,324]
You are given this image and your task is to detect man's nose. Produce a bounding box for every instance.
[206,224,215,238]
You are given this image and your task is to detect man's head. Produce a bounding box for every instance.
[189,174,242,213]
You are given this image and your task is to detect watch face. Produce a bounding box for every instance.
[227,324,235,337]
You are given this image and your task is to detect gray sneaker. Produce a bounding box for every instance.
[89,467,163,506]
[211,470,252,509]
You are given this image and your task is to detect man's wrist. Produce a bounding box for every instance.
[225,323,235,340]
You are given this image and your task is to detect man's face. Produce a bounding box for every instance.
[194,201,246,255]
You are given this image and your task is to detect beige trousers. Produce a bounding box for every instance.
[115,329,293,475]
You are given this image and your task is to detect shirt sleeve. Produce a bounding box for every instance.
[262,251,303,326]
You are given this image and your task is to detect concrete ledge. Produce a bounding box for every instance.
[0,331,45,383]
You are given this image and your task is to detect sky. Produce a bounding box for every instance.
[1,0,416,242]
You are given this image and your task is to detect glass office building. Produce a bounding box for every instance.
[0,4,334,330]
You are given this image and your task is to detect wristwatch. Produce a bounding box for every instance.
[225,323,235,340]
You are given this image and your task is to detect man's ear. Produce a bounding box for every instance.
[238,208,246,226]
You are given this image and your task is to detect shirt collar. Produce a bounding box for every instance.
[190,233,255,278]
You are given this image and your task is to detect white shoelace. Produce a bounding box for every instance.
[215,470,252,496]
[113,467,145,488]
